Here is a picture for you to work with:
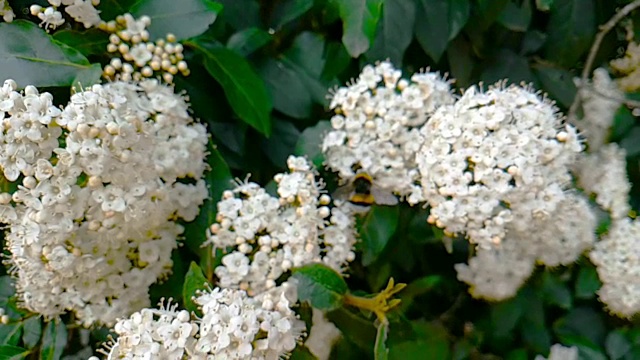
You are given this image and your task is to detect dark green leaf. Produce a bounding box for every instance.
[183,262,209,313]
[72,63,103,90]
[259,58,312,118]
[366,0,416,65]
[553,307,606,346]
[322,42,351,80]
[540,272,572,309]
[39,321,66,360]
[481,48,538,86]
[416,0,470,61]
[389,321,450,360]
[130,0,223,41]
[0,324,22,346]
[189,37,273,136]
[337,0,384,57]
[575,262,601,299]
[611,106,635,143]
[619,127,640,157]
[359,205,400,266]
[606,330,632,360]
[0,345,29,359]
[327,307,377,351]
[543,0,596,67]
[52,29,109,57]
[467,0,509,32]
[261,119,300,167]
[0,20,97,88]
[375,322,389,360]
[216,0,261,29]
[532,64,577,108]
[448,0,471,41]
[521,321,551,354]
[447,36,474,88]
[97,0,139,21]
[497,0,532,32]
[226,28,272,56]
[0,278,14,300]
[521,30,548,55]
[452,339,474,360]
[289,346,317,360]
[536,0,554,11]
[491,296,524,337]
[21,317,41,349]
[292,264,348,310]
[270,0,314,29]
[294,120,332,168]
[505,349,528,360]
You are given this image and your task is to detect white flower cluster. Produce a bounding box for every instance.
[322,61,454,205]
[535,344,578,360]
[575,143,630,220]
[94,285,305,359]
[206,156,357,296]
[418,84,583,249]
[1,79,208,326]
[455,193,597,300]
[101,14,189,84]
[305,309,342,360]
[590,218,640,317]
[0,0,14,22]
[30,0,101,30]
[572,68,622,152]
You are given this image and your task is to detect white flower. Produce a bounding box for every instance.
[535,344,579,360]
[64,0,100,28]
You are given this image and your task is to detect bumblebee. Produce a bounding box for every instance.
[334,172,398,208]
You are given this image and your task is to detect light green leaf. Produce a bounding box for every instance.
[183,262,209,313]
[543,0,596,67]
[292,264,348,310]
[189,37,272,136]
[40,321,66,360]
[226,28,272,56]
[0,20,97,88]
[130,0,223,41]
[374,322,389,360]
[0,345,29,359]
[366,0,416,64]
[359,205,400,266]
[337,0,384,57]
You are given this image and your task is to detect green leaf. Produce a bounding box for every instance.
[415,0,471,62]
[575,262,601,299]
[553,307,606,346]
[497,0,532,32]
[467,0,509,32]
[39,321,66,360]
[491,296,524,337]
[521,30,548,55]
[0,324,22,346]
[543,0,596,67]
[216,0,261,29]
[270,0,314,29]
[226,28,272,56]
[0,345,29,359]
[52,29,110,57]
[292,264,348,310]
[610,106,635,143]
[0,20,97,88]
[261,119,300,167]
[294,120,332,168]
[189,37,272,136]
[366,0,416,65]
[374,322,389,360]
[72,63,103,90]
[481,49,538,86]
[96,0,139,21]
[259,58,312,118]
[337,0,384,57]
[446,36,474,88]
[619,126,640,157]
[389,321,450,360]
[322,42,351,80]
[536,0,554,12]
[540,272,572,309]
[183,262,209,313]
[506,349,528,360]
[289,346,317,360]
[532,64,577,108]
[606,330,632,360]
[21,317,41,349]
[359,205,400,266]
[130,0,223,41]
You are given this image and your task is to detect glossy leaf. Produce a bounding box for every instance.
[359,205,400,266]
[374,322,389,360]
[0,20,97,88]
[292,264,348,310]
[52,29,109,57]
[226,28,272,56]
[130,0,223,41]
[189,37,273,136]
[270,0,314,29]
[97,0,138,20]
[415,0,470,63]
[183,262,209,313]
[366,0,416,64]
[259,58,313,118]
[21,317,41,349]
[294,120,332,168]
[337,0,384,57]
[40,321,66,360]
[575,262,601,299]
[0,324,22,346]
[0,345,29,358]
[543,0,596,67]
[216,0,261,29]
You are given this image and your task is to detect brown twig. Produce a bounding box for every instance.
[569,0,640,119]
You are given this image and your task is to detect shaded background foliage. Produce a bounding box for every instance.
[0,0,639,359]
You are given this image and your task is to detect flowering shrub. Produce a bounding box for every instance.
[0,1,640,360]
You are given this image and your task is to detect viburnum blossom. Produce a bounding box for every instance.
[590,218,640,318]
[93,284,305,359]
[1,79,208,326]
[535,344,579,360]
[30,0,101,30]
[417,83,583,249]
[0,0,14,22]
[322,61,454,205]
[305,308,342,360]
[206,156,357,296]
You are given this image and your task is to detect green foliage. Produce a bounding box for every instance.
[183,262,209,313]
[130,0,223,40]
[292,264,348,311]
